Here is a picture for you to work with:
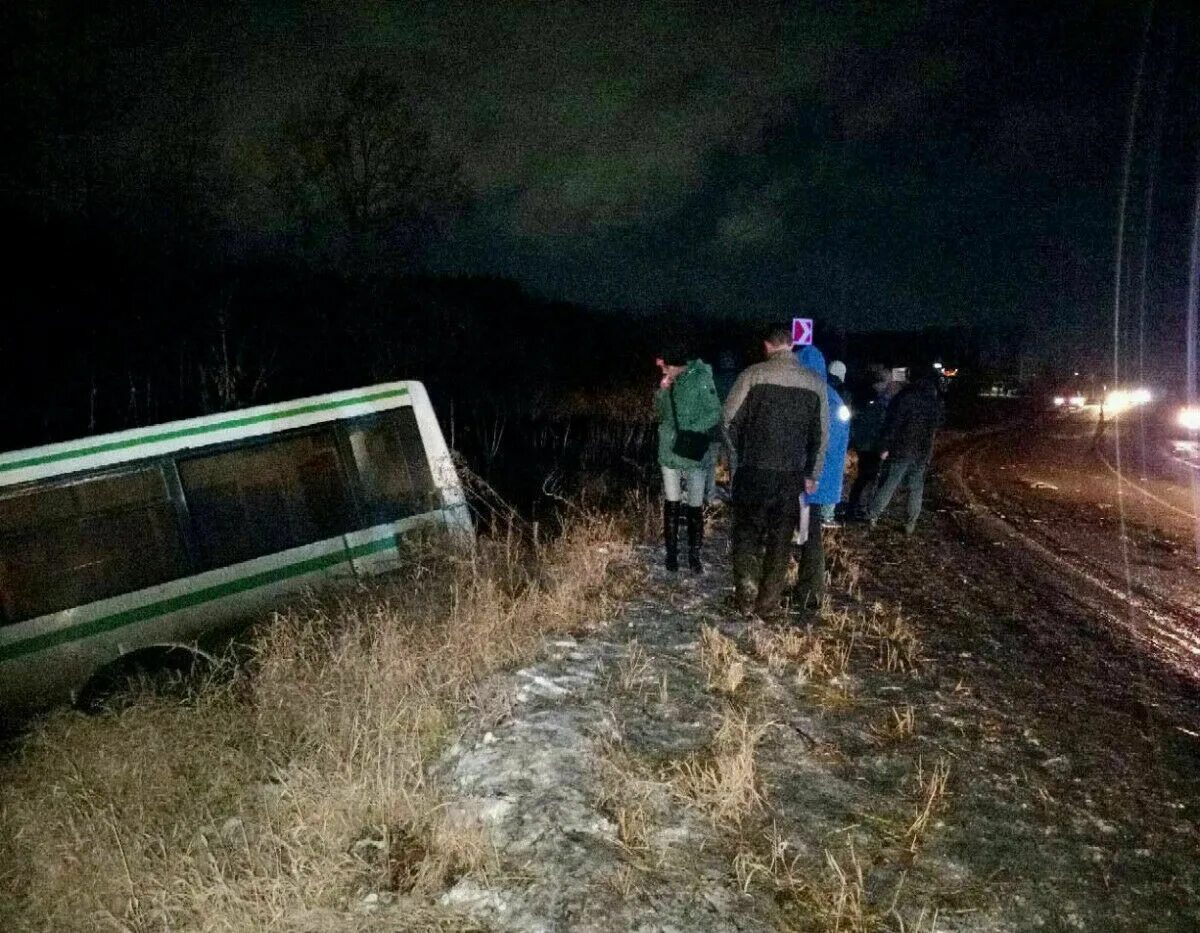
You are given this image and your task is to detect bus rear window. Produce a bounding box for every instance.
[0,468,187,623]
[345,408,437,523]
[178,430,353,570]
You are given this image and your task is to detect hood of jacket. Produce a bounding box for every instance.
[795,345,828,381]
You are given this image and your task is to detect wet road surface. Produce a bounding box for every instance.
[847,413,1200,929]
[947,411,1200,680]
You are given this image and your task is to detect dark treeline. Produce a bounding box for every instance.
[2,201,771,457]
[2,197,1000,456]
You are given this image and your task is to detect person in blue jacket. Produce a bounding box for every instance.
[793,344,851,610]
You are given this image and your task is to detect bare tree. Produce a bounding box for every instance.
[275,66,466,273]
[197,301,272,413]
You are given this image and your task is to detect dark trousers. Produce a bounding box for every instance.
[794,517,824,613]
[847,450,882,516]
[730,468,814,616]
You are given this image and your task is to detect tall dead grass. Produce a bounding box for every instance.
[666,708,768,827]
[698,625,747,695]
[0,509,634,932]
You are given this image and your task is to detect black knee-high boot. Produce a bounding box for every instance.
[685,505,704,574]
[663,501,680,572]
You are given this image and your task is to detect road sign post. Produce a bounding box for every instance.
[792,318,813,346]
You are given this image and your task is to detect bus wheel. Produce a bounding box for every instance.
[76,646,214,713]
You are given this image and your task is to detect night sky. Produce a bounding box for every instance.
[4,1,1199,369]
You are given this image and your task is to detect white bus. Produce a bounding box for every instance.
[0,381,471,713]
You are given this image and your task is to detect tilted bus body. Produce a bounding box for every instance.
[0,381,470,712]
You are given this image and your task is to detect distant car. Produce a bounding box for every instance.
[1114,392,1200,471]
[1166,396,1200,460]
[1174,403,1200,435]
[1051,391,1088,411]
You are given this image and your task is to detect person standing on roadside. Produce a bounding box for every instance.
[866,367,944,534]
[846,368,892,519]
[796,346,851,530]
[791,345,850,613]
[1092,396,1108,452]
[828,359,847,394]
[656,346,721,573]
[723,325,828,620]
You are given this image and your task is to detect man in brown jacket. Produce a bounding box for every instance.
[723,324,829,619]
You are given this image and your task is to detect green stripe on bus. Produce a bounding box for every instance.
[0,536,398,663]
[0,387,410,473]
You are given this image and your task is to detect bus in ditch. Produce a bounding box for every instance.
[0,380,471,714]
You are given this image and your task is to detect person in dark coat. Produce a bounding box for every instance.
[792,345,849,610]
[723,325,828,620]
[846,368,892,518]
[865,369,944,534]
[712,350,739,402]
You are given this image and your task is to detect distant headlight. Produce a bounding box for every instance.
[1053,396,1066,406]
[837,404,851,422]
[1178,407,1200,431]
[1069,395,1086,407]
[1106,388,1151,413]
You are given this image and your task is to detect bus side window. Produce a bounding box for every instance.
[346,409,437,524]
[177,430,354,570]
[0,469,188,624]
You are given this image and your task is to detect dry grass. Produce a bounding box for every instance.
[665,708,768,827]
[905,758,952,854]
[746,623,851,684]
[732,828,878,932]
[734,829,945,933]
[744,601,921,694]
[698,625,747,695]
[0,508,634,933]
[594,740,666,866]
[872,705,917,744]
[821,542,920,675]
[612,800,652,853]
[802,843,940,933]
[608,862,647,901]
[816,842,871,932]
[616,639,652,692]
[728,538,948,932]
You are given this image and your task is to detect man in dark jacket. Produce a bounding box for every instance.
[846,368,892,518]
[723,325,829,619]
[865,369,944,534]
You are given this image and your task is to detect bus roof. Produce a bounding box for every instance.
[0,381,420,489]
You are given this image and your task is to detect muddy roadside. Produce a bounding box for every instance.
[850,467,1200,931]
[365,479,1200,930]
[953,418,1200,622]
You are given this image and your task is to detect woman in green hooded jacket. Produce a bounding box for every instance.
[655,347,721,572]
